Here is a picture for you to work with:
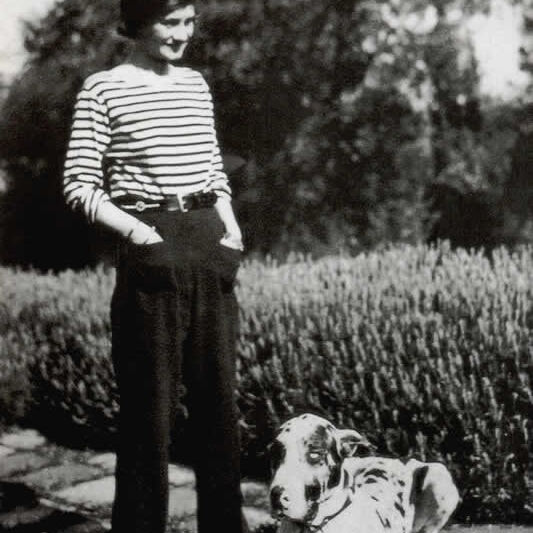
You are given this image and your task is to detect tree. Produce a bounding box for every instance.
[0,0,128,269]
[0,0,525,268]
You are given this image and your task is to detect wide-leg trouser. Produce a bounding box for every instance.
[110,207,248,533]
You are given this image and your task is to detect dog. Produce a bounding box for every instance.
[269,414,459,533]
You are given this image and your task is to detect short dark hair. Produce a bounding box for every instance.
[118,0,196,39]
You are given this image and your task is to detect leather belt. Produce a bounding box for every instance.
[119,190,218,213]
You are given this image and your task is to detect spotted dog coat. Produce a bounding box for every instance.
[269,414,459,533]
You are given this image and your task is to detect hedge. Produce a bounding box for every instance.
[0,242,531,523]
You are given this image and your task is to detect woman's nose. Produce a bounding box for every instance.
[170,24,191,41]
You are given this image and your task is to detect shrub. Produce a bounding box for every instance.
[0,266,116,446]
[0,242,531,523]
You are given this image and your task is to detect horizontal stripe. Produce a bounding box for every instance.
[111,135,213,148]
[110,147,213,159]
[75,98,108,114]
[120,127,212,140]
[112,101,213,116]
[107,91,210,108]
[112,108,213,126]
[88,80,209,95]
[108,181,206,200]
[69,130,110,144]
[111,176,207,189]
[115,117,213,133]
[63,65,230,222]
[118,164,210,178]
[64,167,103,178]
[112,154,212,166]
[67,138,109,150]
[64,158,103,171]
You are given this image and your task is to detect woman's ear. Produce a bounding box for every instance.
[336,429,376,458]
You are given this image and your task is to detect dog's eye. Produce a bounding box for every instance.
[308,451,325,464]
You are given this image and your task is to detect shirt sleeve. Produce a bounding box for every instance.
[63,76,112,223]
[201,76,232,200]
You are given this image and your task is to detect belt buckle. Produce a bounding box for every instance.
[135,200,147,212]
[176,190,189,212]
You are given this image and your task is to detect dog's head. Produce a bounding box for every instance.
[268,413,373,523]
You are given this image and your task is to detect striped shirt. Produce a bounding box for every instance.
[63,64,230,222]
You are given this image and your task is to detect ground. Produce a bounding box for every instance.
[0,428,531,533]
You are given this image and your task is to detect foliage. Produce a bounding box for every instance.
[0,0,530,268]
[0,265,116,445]
[0,243,531,523]
[503,1,533,245]
[0,0,131,270]
[236,243,532,523]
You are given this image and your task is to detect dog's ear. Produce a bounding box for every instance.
[336,429,375,458]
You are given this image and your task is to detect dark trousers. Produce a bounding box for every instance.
[110,207,248,533]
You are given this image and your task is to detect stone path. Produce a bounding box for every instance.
[2,428,531,533]
[0,427,275,532]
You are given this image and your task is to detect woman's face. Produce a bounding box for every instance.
[137,4,196,65]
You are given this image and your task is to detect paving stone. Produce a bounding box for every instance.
[16,463,102,492]
[167,514,197,533]
[2,504,103,532]
[242,480,269,508]
[0,452,52,478]
[167,491,273,530]
[0,429,46,450]
[169,463,195,487]
[98,518,111,531]
[0,445,14,458]
[62,521,109,533]
[88,453,116,472]
[243,506,276,530]
[168,485,197,517]
[0,504,56,530]
[53,476,115,509]
[92,503,113,521]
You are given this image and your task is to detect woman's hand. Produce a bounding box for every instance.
[214,197,244,251]
[93,201,164,244]
[219,219,244,251]
[127,221,164,245]
[220,232,244,251]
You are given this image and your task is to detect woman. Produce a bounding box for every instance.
[63,1,249,532]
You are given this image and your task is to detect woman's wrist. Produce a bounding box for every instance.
[213,196,243,249]
[125,220,142,241]
[125,220,161,244]
[223,224,242,241]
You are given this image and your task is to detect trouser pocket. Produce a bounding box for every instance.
[216,242,242,290]
[127,240,177,292]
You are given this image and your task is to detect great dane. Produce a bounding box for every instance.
[269,414,459,533]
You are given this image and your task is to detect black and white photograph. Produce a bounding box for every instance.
[0,0,531,532]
